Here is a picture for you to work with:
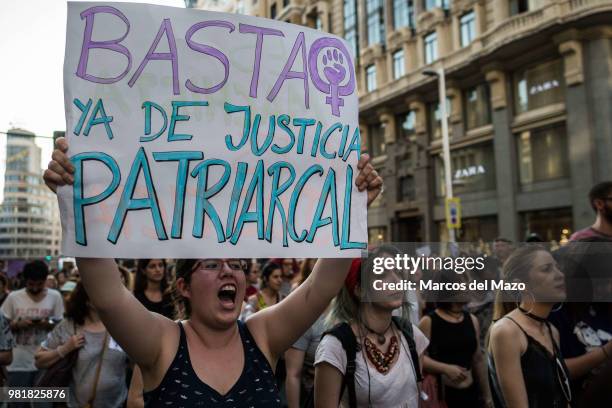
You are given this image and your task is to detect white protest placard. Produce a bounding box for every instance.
[59,1,366,258]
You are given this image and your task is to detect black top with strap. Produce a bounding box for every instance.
[321,317,421,408]
[428,310,477,369]
[488,316,571,408]
[144,320,281,407]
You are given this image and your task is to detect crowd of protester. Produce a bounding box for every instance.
[0,140,608,407]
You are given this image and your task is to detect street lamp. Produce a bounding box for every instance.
[423,68,456,243]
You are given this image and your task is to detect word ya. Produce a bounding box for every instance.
[72,148,365,250]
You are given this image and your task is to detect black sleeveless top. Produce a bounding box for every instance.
[144,320,281,407]
[428,310,477,369]
[493,316,570,408]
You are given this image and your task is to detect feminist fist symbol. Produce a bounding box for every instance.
[322,49,346,85]
[309,38,355,117]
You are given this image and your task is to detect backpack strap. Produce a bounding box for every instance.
[392,316,423,383]
[322,322,358,408]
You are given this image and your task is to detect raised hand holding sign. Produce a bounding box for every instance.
[58,2,366,258]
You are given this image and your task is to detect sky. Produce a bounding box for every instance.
[0,0,185,201]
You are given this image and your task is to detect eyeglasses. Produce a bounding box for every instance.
[192,259,243,272]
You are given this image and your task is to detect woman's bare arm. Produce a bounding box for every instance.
[0,350,11,366]
[127,365,145,408]
[43,138,174,369]
[314,362,343,408]
[249,154,382,360]
[470,315,492,405]
[285,348,306,408]
[489,320,529,408]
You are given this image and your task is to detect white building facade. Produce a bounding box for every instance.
[0,129,61,260]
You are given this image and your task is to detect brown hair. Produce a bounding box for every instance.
[65,282,90,326]
[118,265,133,291]
[135,259,169,295]
[260,262,281,289]
[297,259,316,286]
[492,245,546,321]
[589,181,612,212]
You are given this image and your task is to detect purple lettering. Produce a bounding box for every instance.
[185,20,235,94]
[238,23,284,98]
[267,32,309,108]
[76,6,132,84]
[128,18,180,95]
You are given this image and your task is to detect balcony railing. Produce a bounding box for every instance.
[481,8,547,48]
[359,0,612,109]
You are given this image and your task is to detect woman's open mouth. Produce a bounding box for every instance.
[218,284,237,309]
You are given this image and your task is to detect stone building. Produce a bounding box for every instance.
[217,0,612,244]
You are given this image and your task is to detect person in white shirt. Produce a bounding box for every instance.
[315,247,428,408]
[1,260,64,404]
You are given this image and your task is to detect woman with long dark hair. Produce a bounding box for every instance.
[133,259,174,319]
[44,137,383,407]
[488,245,571,408]
[242,262,284,320]
[35,280,129,407]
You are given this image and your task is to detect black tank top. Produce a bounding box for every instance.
[428,310,477,369]
[499,316,570,408]
[144,320,281,407]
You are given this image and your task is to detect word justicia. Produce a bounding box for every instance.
[71,104,364,250]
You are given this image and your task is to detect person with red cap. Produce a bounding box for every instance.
[314,245,429,408]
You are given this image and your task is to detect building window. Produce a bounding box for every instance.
[438,216,498,242]
[366,0,385,45]
[435,142,497,197]
[464,84,491,130]
[393,0,414,29]
[460,11,476,47]
[510,0,530,15]
[270,3,277,19]
[397,111,416,138]
[368,226,387,244]
[283,0,289,7]
[392,49,405,80]
[514,59,564,114]
[424,0,450,11]
[398,176,416,201]
[366,64,377,92]
[315,15,323,30]
[344,0,358,57]
[368,123,386,157]
[428,98,451,138]
[521,208,573,243]
[424,32,438,64]
[517,124,569,185]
